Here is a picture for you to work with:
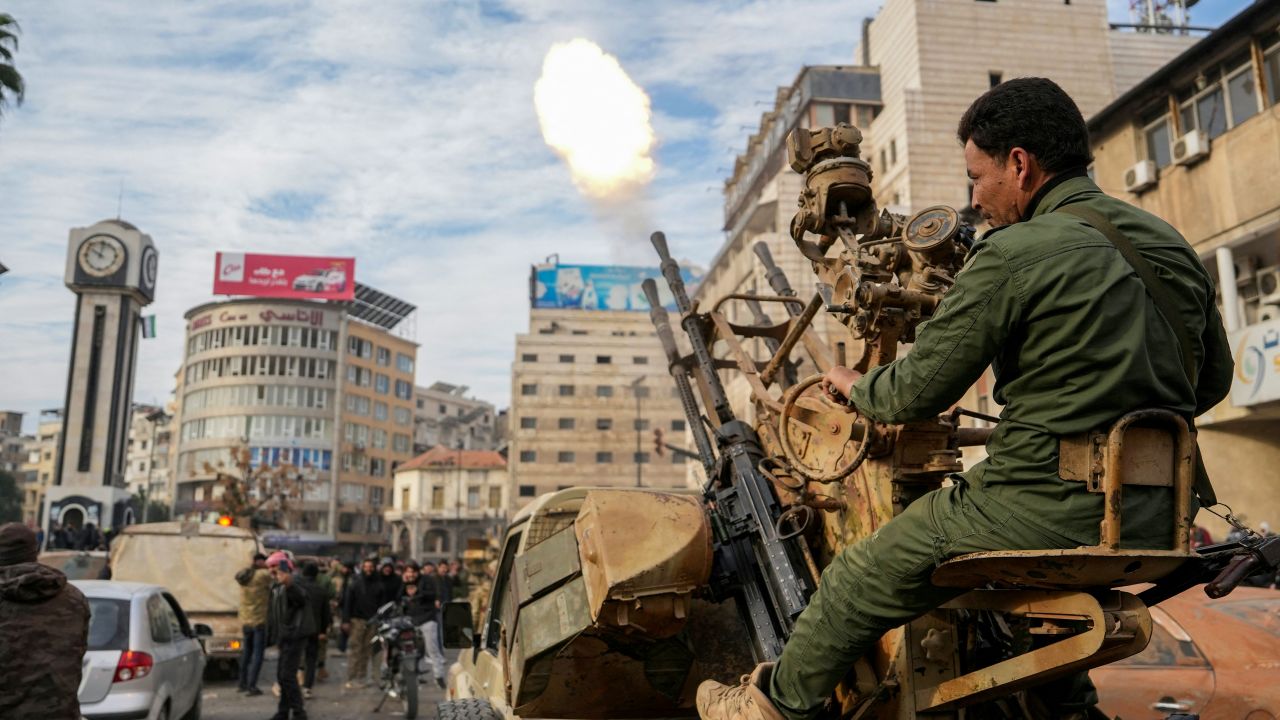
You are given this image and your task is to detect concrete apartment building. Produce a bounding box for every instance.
[171,285,417,556]
[17,410,62,525]
[414,382,499,453]
[510,269,694,506]
[123,404,172,508]
[0,411,25,478]
[1086,2,1280,535]
[386,446,508,562]
[336,316,417,550]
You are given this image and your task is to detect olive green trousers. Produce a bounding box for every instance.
[767,481,1101,720]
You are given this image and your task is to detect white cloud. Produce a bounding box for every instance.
[25,0,1178,430]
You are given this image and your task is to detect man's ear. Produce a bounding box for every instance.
[1009,147,1039,190]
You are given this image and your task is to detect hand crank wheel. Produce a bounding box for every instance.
[778,373,872,483]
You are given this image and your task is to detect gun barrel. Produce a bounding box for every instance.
[643,278,717,471]
[753,243,798,302]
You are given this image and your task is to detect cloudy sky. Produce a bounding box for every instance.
[0,0,1250,432]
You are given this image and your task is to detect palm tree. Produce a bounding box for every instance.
[0,13,24,119]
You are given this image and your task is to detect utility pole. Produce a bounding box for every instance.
[455,439,464,556]
[631,376,645,487]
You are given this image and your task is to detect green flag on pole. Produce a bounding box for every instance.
[140,315,157,339]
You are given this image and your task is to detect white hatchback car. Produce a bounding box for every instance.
[73,580,209,720]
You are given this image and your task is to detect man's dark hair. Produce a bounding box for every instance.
[253,552,267,562]
[302,561,319,578]
[956,77,1091,173]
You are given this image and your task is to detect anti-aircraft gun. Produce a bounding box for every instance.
[643,122,1280,719]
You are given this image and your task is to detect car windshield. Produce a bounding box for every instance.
[60,555,105,580]
[1212,598,1280,637]
[86,598,131,651]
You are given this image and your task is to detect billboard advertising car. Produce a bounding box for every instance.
[530,262,700,311]
[214,252,355,300]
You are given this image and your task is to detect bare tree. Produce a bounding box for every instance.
[202,444,316,528]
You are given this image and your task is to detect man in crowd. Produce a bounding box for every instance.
[399,562,447,688]
[235,551,272,696]
[378,557,403,606]
[295,561,332,699]
[0,522,90,719]
[267,552,312,720]
[342,556,382,688]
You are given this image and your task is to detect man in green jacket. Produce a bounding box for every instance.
[235,552,272,696]
[697,78,1234,720]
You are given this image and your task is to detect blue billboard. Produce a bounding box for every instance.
[530,263,701,311]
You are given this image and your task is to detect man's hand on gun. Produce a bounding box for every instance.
[821,366,863,409]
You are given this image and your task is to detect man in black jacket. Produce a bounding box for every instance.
[267,554,313,720]
[342,557,382,688]
[295,562,332,699]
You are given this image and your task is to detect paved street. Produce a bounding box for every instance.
[202,647,451,720]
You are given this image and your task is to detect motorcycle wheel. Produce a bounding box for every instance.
[400,653,419,719]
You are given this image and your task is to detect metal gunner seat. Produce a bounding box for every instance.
[913,409,1196,712]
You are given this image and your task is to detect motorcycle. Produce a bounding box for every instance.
[370,601,424,719]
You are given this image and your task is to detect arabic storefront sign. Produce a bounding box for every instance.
[189,306,332,331]
[1229,318,1280,407]
[530,262,701,311]
[214,252,355,301]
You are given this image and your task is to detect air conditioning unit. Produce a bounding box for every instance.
[1172,130,1210,166]
[1123,160,1158,193]
[1259,303,1280,323]
[1258,265,1280,305]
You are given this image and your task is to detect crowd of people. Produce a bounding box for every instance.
[235,551,470,720]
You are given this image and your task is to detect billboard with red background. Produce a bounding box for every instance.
[214,252,355,300]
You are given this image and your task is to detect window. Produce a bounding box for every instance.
[375,374,390,394]
[396,353,414,374]
[521,384,537,396]
[812,101,851,127]
[988,71,1002,88]
[395,380,412,400]
[393,433,410,453]
[634,419,650,431]
[521,353,537,362]
[1267,38,1280,106]
[671,419,686,431]
[633,356,648,365]
[370,487,384,506]
[558,418,575,430]
[519,450,536,462]
[1226,63,1259,127]
[146,594,172,644]
[634,386,650,399]
[374,401,388,421]
[432,487,444,510]
[376,347,391,366]
[596,385,614,398]
[468,486,481,509]
[439,404,447,414]
[400,487,410,509]
[596,355,612,364]
[889,139,897,165]
[394,407,411,426]
[672,452,684,464]
[879,148,887,171]
[558,451,575,463]
[633,451,650,464]
[519,485,536,497]
[520,417,537,429]
[559,385,575,397]
[596,418,612,431]
[596,451,613,463]
[559,354,574,363]
[489,486,503,509]
[1141,106,1173,169]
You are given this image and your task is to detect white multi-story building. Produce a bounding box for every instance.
[413,382,499,453]
[386,446,508,562]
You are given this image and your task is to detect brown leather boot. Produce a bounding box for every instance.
[696,663,786,720]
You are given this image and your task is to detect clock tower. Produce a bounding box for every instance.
[46,218,159,540]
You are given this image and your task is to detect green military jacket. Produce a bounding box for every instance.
[848,175,1234,545]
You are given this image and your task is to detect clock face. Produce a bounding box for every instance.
[142,247,158,288]
[78,235,127,277]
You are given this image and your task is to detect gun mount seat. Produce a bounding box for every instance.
[933,408,1196,591]
[914,409,1196,712]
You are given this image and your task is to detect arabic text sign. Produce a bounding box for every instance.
[1229,318,1280,407]
[531,263,700,311]
[214,252,355,301]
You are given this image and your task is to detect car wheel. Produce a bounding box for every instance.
[156,702,170,720]
[181,689,202,720]
[436,698,502,720]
